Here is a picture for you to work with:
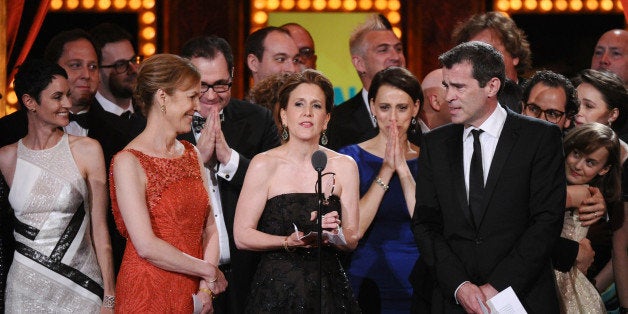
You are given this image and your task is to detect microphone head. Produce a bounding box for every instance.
[311,150,327,172]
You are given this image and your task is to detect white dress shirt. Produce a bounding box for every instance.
[64,109,89,136]
[96,92,134,116]
[361,88,376,127]
[455,104,507,302]
[193,114,238,265]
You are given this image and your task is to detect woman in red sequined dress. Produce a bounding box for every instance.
[109,54,226,313]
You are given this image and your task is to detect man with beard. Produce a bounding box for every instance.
[89,23,147,275]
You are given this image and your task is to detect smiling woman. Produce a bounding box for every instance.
[0,58,115,312]
[109,54,228,313]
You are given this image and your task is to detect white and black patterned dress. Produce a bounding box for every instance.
[5,133,103,313]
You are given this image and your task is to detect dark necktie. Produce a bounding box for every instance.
[120,111,132,120]
[69,112,89,129]
[192,115,206,133]
[469,129,484,227]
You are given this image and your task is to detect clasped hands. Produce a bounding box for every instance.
[456,282,498,314]
[285,211,341,249]
[197,264,227,314]
[197,108,232,167]
[382,121,411,174]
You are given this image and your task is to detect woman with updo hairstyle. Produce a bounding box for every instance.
[338,66,421,313]
[234,69,360,312]
[110,54,226,313]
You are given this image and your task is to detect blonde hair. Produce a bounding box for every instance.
[133,54,200,116]
[349,14,390,56]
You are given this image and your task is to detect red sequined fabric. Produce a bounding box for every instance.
[110,141,209,313]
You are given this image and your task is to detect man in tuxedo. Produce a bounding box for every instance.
[0,29,100,145]
[180,36,281,314]
[326,14,416,151]
[280,23,317,70]
[412,41,565,313]
[89,22,147,275]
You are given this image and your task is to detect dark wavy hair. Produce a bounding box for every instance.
[563,122,621,202]
[452,11,531,77]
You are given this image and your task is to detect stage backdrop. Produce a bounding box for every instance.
[268,12,370,105]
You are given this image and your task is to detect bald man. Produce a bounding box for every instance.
[281,23,317,70]
[592,29,628,86]
[418,68,451,132]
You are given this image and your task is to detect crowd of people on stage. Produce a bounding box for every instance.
[0,10,627,314]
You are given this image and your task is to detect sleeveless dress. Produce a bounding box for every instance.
[338,144,420,313]
[5,133,104,312]
[110,140,209,313]
[554,210,605,314]
[245,193,360,313]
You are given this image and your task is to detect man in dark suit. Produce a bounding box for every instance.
[0,29,100,145]
[180,36,281,314]
[89,23,147,274]
[412,41,565,313]
[326,14,415,151]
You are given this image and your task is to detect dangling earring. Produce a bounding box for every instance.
[372,114,377,127]
[281,125,289,141]
[160,104,166,114]
[321,129,328,146]
[410,117,418,134]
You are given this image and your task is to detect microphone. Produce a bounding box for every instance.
[311,149,327,312]
[311,150,327,172]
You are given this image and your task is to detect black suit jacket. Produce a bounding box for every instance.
[0,109,28,148]
[326,90,421,151]
[178,99,280,313]
[412,109,565,313]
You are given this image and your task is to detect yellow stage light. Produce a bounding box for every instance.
[570,0,583,10]
[282,0,295,10]
[83,0,96,9]
[254,0,266,10]
[128,0,141,9]
[142,11,155,24]
[51,0,63,10]
[600,0,613,10]
[510,0,523,10]
[97,0,110,10]
[142,0,155,9]
[374,0,387,10]
[297,0,311,10]
[253,11,268,25]
[586,0,598,10]
[344,0,357,11]
[387,11,400,24]
[540,0,553,10]
[556,0,569,10]
[142,43,155,56]
[496,0,511,11]
[267,0,280,10]
[359,0,372,10]
[68,0,80,9]
[388,0,400,10]
[524,0,537,10]
[142,27,155,39]
[328,0,342,9]
[313,0,326,10]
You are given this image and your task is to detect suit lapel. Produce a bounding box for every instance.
[477,112,520,227]
[447,125,474,226]
[179,131,196,145]
[222,106,247,148]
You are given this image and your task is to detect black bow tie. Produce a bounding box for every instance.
[192,115,206,133]
[69,112,89,129]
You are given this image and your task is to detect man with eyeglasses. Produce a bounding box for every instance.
[521,69,606,290]
[281,23,317,70]
[521,70,578,132]
[179,36,281,314]
[245,26,299,88]
[89,22,147,276]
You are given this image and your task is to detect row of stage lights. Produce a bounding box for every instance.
[3,0,625,108]
[495,0,623,12]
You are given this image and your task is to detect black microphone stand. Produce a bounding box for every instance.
[315,165,323,314]
[311,149,326,314]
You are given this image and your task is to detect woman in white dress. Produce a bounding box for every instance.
[0,59,115,312]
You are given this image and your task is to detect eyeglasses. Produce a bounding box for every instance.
[524,103,565,123]
[201,81,232,94]
[101,55,143,74]
[298,47,315,64]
